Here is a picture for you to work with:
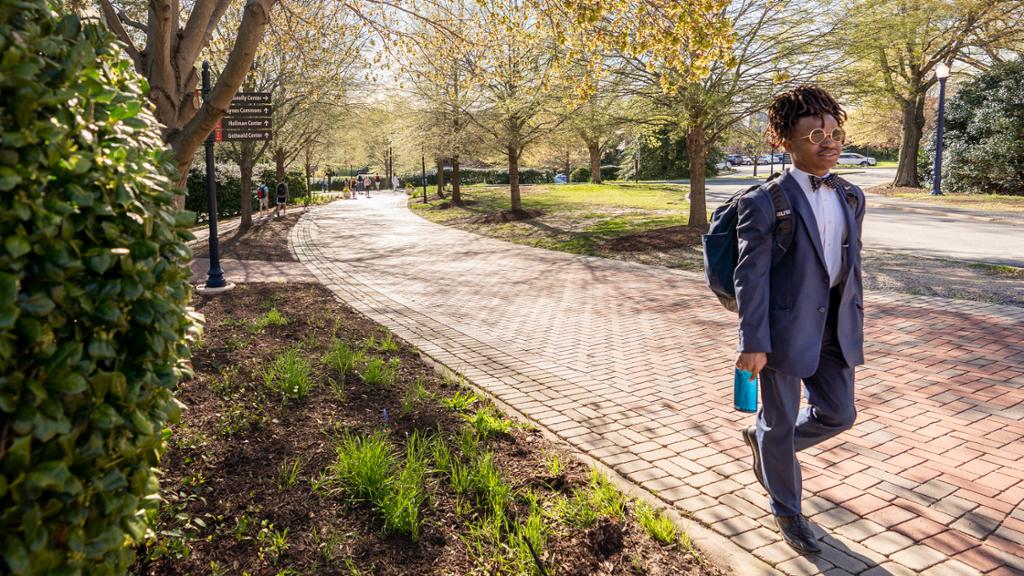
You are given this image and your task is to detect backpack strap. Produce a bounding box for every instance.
[761,177,794,265]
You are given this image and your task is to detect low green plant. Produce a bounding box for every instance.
[251,306,288,333]
[429,434,454,477]
[380,432,429,541]
[361,357,399,387]
[278,458,303,489]
[544,452,563,476]
[216,397,267,437]
[329,431,395,505]
[256,520,289,563]
[468,451,513,519]
[465,407,514,439]
[441,390,479,412]
[323,338,366,377]
[263,348,314,399]
[377,330,400,352]
[554,469,627,528]
[635,501,678,544]
[401,377,432,415]
[234,513,253,541]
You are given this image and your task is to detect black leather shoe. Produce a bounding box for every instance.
[775,515,821,554]
[741,426,767,493]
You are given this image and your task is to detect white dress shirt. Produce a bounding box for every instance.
[788,166,848,287]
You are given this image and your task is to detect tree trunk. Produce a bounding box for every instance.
[239,142,255,231]
[893,93,926,188]
[686,123,708,230]
[588,142,602,184]
[275,149,285,183]
[564,151,571,181]
[436,158,446,198]
[451,155,462,204]
[509,145,521,212]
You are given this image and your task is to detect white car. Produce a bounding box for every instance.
[837,152,877,166]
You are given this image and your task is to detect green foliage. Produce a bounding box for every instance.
[327,431,427,541]
[360,357,399,387]
[943,58,1024,196]
[0,4,199,574]
[634,501,678,544]
[185,164,304,223]
[400,167,554,187]
[277,458,302,489]
[400,377,431,415]
[464,407,514,439]
[262,349,314,399]
[250,307,287,333]
[441,390,479,412]
[554,469,627,528]
[323,338,366,377]
[569,165,620,183]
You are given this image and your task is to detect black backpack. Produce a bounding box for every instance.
[702,173,859,312]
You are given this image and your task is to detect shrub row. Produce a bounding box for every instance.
[185,165,306,223]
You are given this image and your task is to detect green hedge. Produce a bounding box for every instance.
[569,165,620,183]
[0,4,199,574]
[399,167,554,187]
[186,165,306,223]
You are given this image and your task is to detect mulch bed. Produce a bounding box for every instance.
[192,212,304,262]
[148,213,726,574]
[130,283,721,575]
[469,208,544,224]
[601,225,704,253]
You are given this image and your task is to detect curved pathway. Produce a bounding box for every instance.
[292,192,1024,576]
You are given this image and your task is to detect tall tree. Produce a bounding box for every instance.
[841,0,1024,187]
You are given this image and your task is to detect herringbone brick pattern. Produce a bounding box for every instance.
[291,193,1024,576]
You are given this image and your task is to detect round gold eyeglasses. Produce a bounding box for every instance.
[796,127,845,144]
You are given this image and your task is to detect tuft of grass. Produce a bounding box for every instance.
[553,468,626,528]
[278,458,302,489]
[634,500,678,544]
[379,432,429,541]
[544,452,562,477]
[361,357,399,387]
[251,307,288,333]
[263,349,314,399]
[441,390,478,412]
[377,330,400,352]
[464,407,513,440]
[323,338,366,377]
[401,377,432,415]
[327,430,427,541]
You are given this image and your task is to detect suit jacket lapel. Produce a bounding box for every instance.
[835,180,858,282]
[781,172,828,273]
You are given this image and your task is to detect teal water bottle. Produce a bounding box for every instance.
[734,368,758,413]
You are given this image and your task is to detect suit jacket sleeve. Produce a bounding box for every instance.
[735,191,774,353]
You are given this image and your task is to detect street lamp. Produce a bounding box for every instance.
[931,62,950,196]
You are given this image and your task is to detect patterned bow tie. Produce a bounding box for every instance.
[809,173,840,191]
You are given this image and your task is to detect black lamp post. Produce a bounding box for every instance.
[202,61,225,289]
[421,152,427,203]
[931,62,950,196]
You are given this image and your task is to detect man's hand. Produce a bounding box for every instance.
[736,352,768,378]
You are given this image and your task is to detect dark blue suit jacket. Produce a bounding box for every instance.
[734,171,866,378]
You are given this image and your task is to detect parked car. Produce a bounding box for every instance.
[714,159,733,171]
[755,155,772,165]
[837,152,877,166]
[553,173,568,184]
[726,154,742,165]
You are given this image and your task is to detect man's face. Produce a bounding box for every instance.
[782,114,842,175]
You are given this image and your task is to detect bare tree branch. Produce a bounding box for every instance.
[98,0,142,72]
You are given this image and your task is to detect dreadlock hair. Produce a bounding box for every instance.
[766,85,847,147]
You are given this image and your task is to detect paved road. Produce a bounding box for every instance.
[676,167,1024,267]
[292,193,1024,576]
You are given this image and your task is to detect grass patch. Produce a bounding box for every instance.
[967,262,1024,277]
[278,457,302,489]
[401,377,432,415]
[868,186,1024,213]
[251,306,288,333]
[327,430,428,541]
[323,338,366,377]
[634,501,678,544]
[263,348,315,399]
[361,357,399,387]
[441,389,478,412]
[464,407,514,440]
[554,468,627,528]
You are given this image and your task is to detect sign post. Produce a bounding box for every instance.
[202,61,226,290]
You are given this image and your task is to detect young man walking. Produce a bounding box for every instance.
[735,85,865,554]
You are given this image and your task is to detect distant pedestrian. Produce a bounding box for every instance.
[275,181,288,217]
[356,174,364,194]
[374,173,381,191]
[257,183,269,215]
[392,175,400,190]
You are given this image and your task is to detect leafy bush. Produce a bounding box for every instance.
[0,5,199,574]
[569,165,621,183]
[398,167,554,187]
[185,164,305,223]
[943,58,1024,196]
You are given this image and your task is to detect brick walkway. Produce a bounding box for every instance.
[291,192,1024,576]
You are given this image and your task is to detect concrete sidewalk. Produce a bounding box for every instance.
[291,192,1024,576]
